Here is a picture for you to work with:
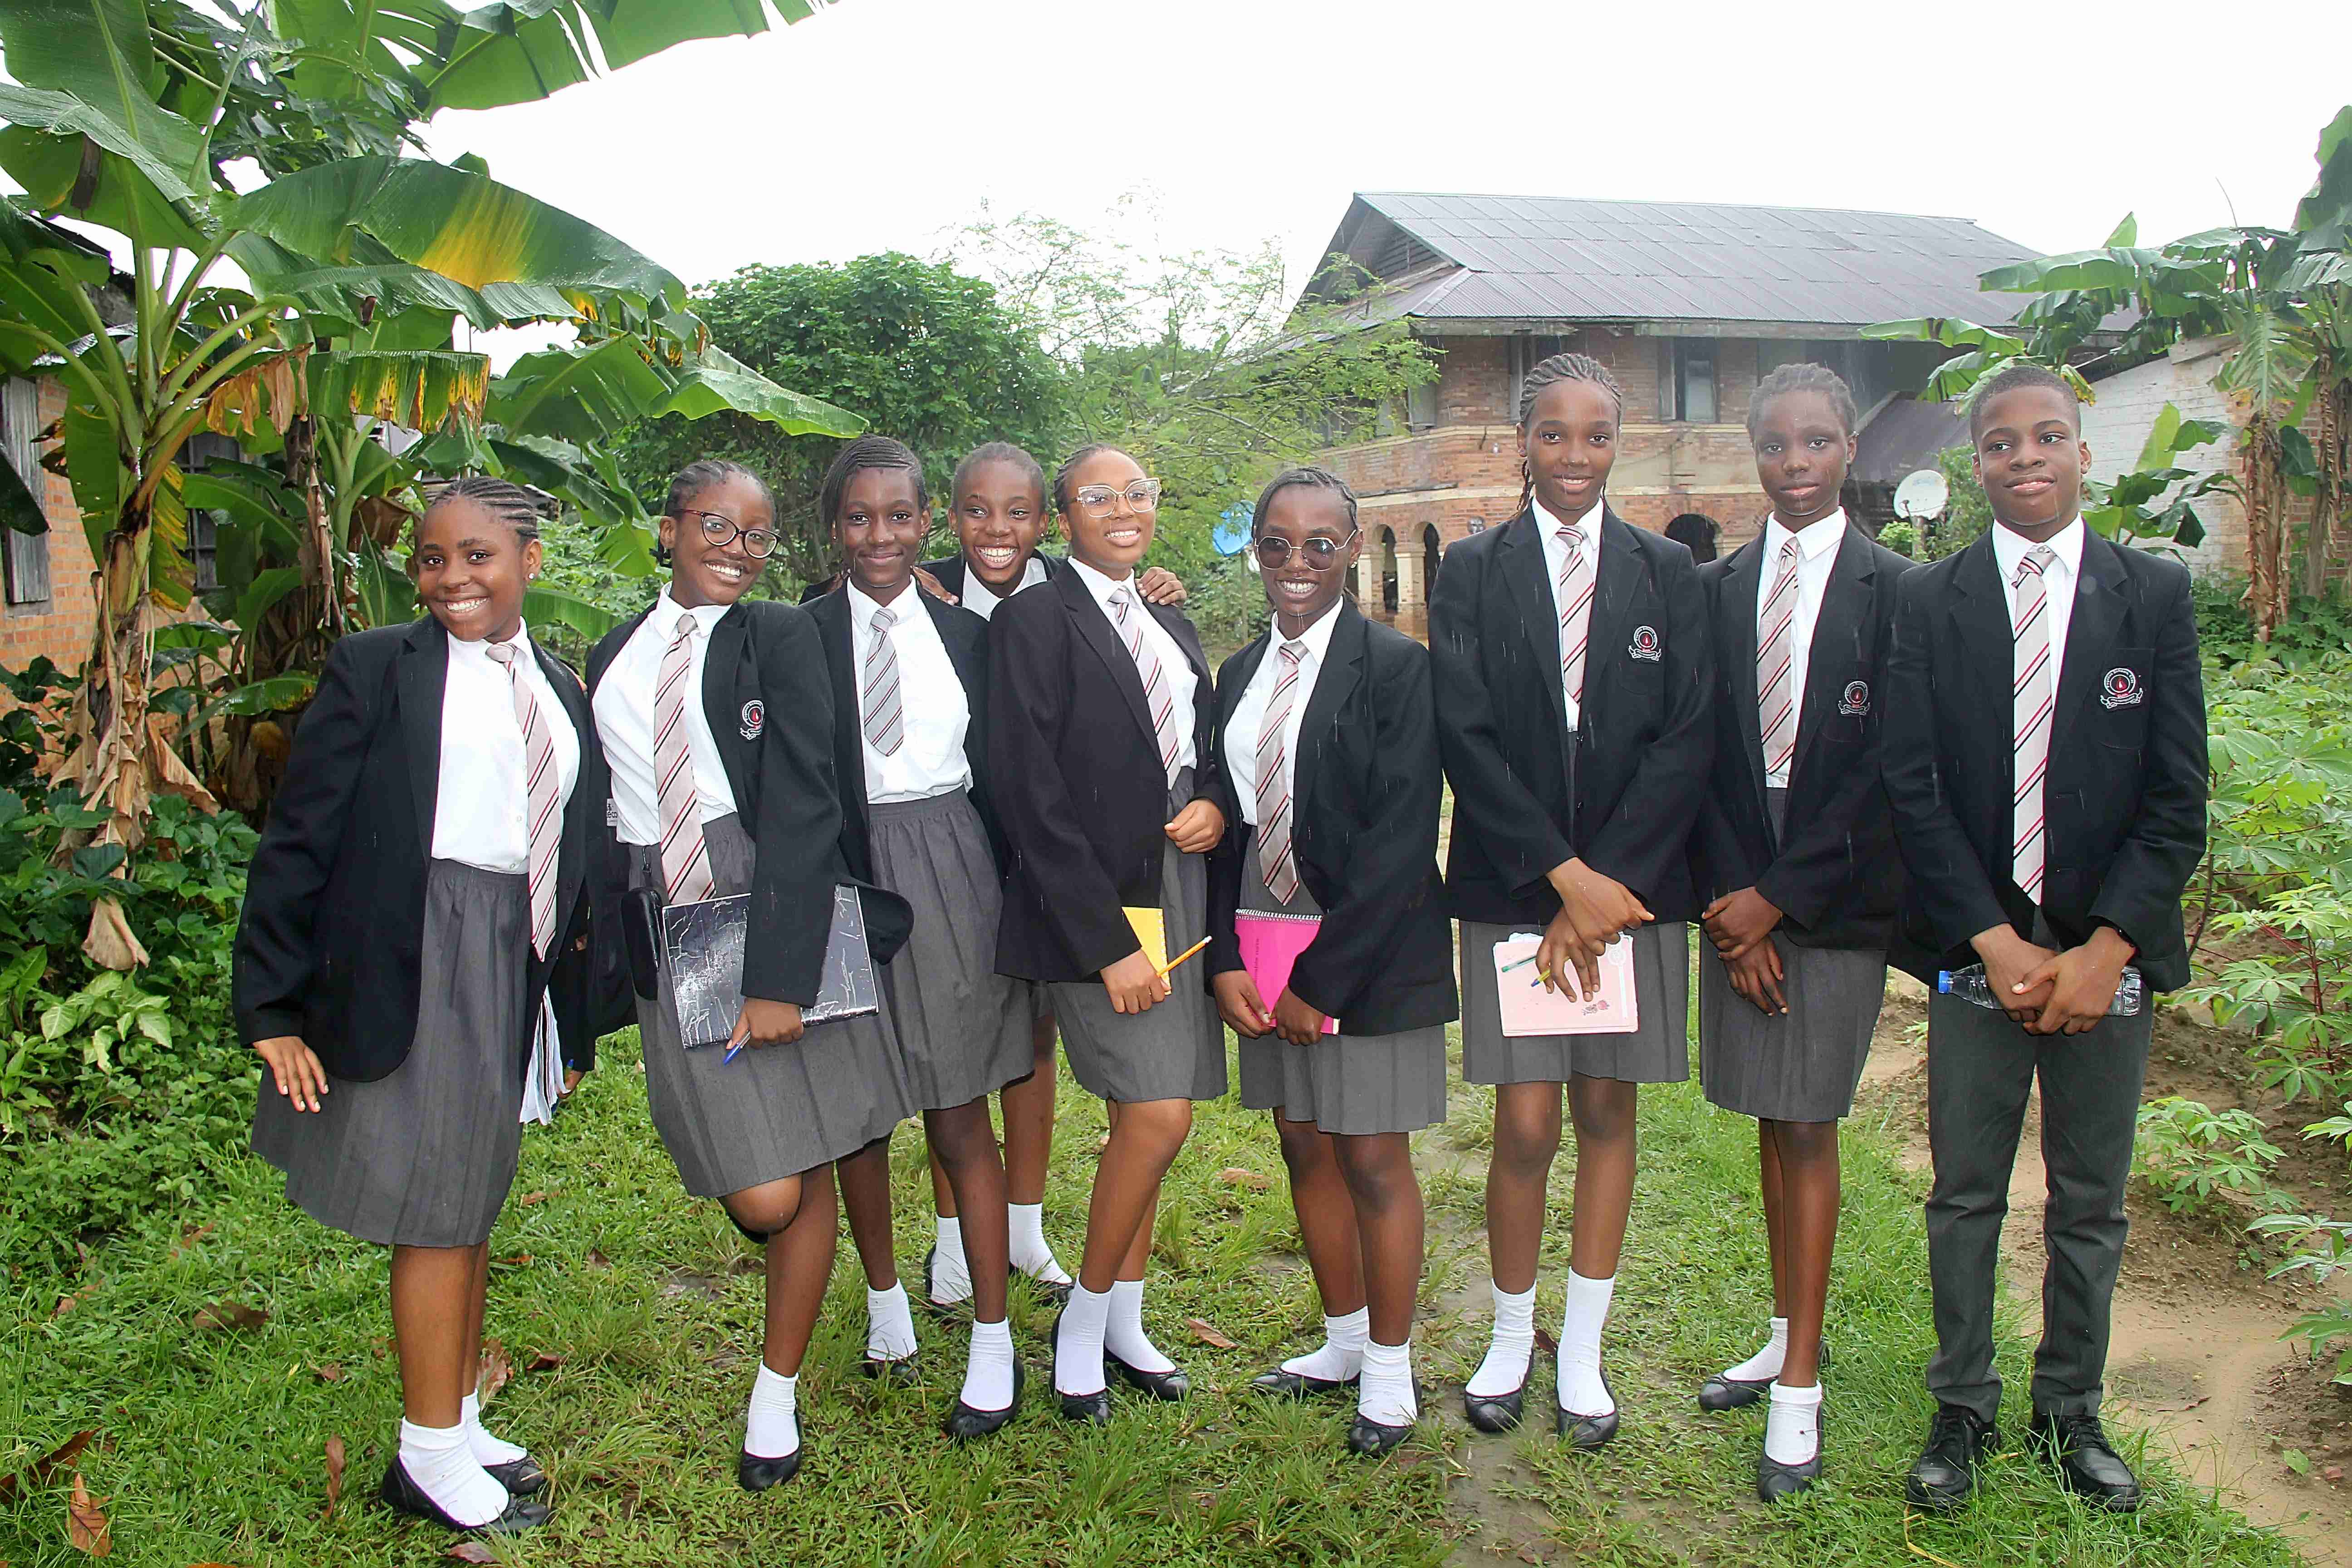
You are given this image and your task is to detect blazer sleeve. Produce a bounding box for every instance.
[1584,546,1715,903]
[1287,643,1443,1022]
[2088,567,2208,951]
[1883,568,2011,951]
[231,636,377,1045]
[741,608,846,1006]
[1431,545,1576,896]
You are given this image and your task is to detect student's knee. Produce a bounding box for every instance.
[1490,1094,1562,1173]
[1333,1133,1416,1208]
[1118,1098,1192,1163]
[1567,1077,1637,1145]
[724,1174,804,1239]
[1769,1118,1842,1170]
[927,1102,997,1171]
[1273,1115,1327,1177]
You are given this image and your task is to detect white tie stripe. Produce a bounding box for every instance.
[484,641,561,960]
[862,605,905,757]
[2011,546,2057,904]
[1113,588,1181,785]
[1556,524,1594,708]
[1757,539,1801,779]
[1254,640,1306,902]
[654,612,715,906]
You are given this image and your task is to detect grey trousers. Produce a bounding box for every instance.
[1923,990,2153,1423]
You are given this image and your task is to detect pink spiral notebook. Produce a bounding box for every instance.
[1234,911,1340,1034]
[1490,932,1639,1036]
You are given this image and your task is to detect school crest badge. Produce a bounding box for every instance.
[1838,680,1871,717]
[1627,625,1662,662]
[2099,668,2143,710]
[740,699,766,739]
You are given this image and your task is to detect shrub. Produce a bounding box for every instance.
[2131,1097,2285,1216]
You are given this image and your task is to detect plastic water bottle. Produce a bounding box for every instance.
[1936,964,2143,1017]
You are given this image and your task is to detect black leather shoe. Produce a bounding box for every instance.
[1462,1379,1525,1433]
[1697,1371,1771,1412]
[859,1349,923,1384]
[483,1456,548,1497]
[1758,1424,1823,1504]
[944,1357,1024,1441]
[1348,1384,1424,1458]
[379,1459,550,1533]
[1106,1349,1189,1401]
[1905,1404,1999,1511]
[2029,1409,2142,1512]
[736,1442,803,1492]
[1049,1307,1112,1425]
[1555,1368,1621,1451]
[1250,1367,1360,1401]
[1015,1264,1075,1307]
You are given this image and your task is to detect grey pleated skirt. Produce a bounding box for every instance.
[868,789,1033,1111]
[1460,919,1690,1086]
[634,814,914,1197]
[251,859,530,1248]
[1049,771,1227,1105]
[1233,863,1446,1136]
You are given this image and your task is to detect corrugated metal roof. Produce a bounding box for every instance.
[1322,192,2034,327]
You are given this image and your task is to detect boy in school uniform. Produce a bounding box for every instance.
[1883,363,2207,1513]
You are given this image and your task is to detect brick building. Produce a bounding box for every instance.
[2,374,100,677]
[1303,193,2035,635]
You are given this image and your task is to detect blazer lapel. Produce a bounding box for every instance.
[809,593,870,828]
[1581,510,1644,739]
[2057,532,2125,735]
[703,605,759,813]
[1787,525,1878,786]
[1056,566,1158,745]
[1293,603,1366,810]
[1718,534,1769,815]
[396,617,447,850]
[1949,536,2014,768]
[1496,510,1569,739]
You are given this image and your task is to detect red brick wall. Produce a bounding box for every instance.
[3,377,99,676]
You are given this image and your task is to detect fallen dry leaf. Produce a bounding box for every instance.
[322,1435,346,1521]
[66,1472,109,1556]
[447,1540,500,1563]
[52,1287,92,1319]
[495,1254,533,1268]
[313,1363,346,1384]
[191,1301,269,1333]
[525,1352,565,1374]
[584,1249,612,1271]
[517,1191,547,1207]
[2326,1464,2345,1483]
[1533,1327,1558,1356]
[371,1336,393,1359]
[1216,1167,1271,1191]
[0,1430,97,1504]
[476,1339,512,1406]
[172,1222,216,1255]
[1185,1318,1237,1350]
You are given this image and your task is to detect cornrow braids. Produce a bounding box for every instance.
[1251,465,1358,536]
[818,435,929,533]
[952,441,1047,504]
[1051,442,1134,515]
[430,473,544,544]
[1967,361,2078,440]
[1514,350,1623,517]
[1747,362,1859,441]
[666,458,774,520]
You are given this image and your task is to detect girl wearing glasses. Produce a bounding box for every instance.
[990,444,1227,1424]
[587,459,914,1490]
[1206,467,1455,1457]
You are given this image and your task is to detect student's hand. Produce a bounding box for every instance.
[2021,926,2136,1036]
[1102,948,1171,1015]
[1213,970,1274,1037]
[1271,988,1327,1047]
[1725,938,1787,1017]
[254,1035,329,1112]
[1536,906,1600,1001]
[1138,566,1188,607]
[1970,925,2057,1025]
[914,565,958,605]
[1165,798,1225,855]
[1540,857,1650,995]
[561,1067,584,1095]
[1701,887,1783,961]
[729,997,805,1050]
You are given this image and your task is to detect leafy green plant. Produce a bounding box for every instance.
[2131,1097,2286,1215]
[2251,1212,2352,1382]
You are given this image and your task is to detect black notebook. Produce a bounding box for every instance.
[660,884,882,1049]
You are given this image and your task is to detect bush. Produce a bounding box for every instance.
[2194,575,2352,668]
[2131,1097,2286,1215]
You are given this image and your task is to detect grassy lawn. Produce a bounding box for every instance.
[0,1021,2307,1567]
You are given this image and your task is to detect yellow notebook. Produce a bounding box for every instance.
[1121,906,1168,973]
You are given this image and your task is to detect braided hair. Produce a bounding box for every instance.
[1051,442,1139,515]
[1747,362,1858,441]
[1514,351,1624,517]
[818,436,928,533]
[1251,466,1358,537]
[952,441,1048,504]
[427,473,544,544]
[666,458,774,519]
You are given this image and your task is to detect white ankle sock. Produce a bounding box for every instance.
[1765,1379,1822,1465]
[1055,1282,1110,1396]
[1721,1316,1788,1384]
[397,1418,507,1527]
[1466,1280,1536,1398]
[1009,1202,1072,1284]
[931,1216,974,1304]
[1282,1305,1370,1382]
[1556,1269,1616,1418]
[745,1362,799,1460]
[961,1317,1017,1412]
[1105,1277,1176,1373]
[866,1282,918,1362]
[1358,1337,1417,1427]
[458,1392,527,1469]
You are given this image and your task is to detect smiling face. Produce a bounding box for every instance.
[834,463,928,601]
[660,473,770,609]
[1973,384,2090,539]
[412,496,537,644]
[1518,378,1617,520]
[1256,484,1358,636]
[954,456,1050,591]
[1060,447,1154,576]
[1750,389,1856,529]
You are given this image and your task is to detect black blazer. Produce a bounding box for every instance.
[1882,528,2206,990]
[1695,524,1911,951]
[1430,505,1715,926]
[798,550,1064,607]
[801,586,1002,876]
[1205,601,1457,1035]
[989,563,1222,982]
[232,617,600,1083]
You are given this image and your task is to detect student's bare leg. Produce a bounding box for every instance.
[836,1138,900,1290]
[746,1169,833,1377]
[1485,1081,1564,1292]
[925,1100,1009,1323]
[1277,1115,1367,1318]
[1764,1119,1839,1389]
[1004,1012,1059,1206]
[1564,1075,1638,1277]
[1332,1131,1421,1348]
[392,1245,480,1427]
[1759,1122,1790,1318]
[461,1241,491,1396]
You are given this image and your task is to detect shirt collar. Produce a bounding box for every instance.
[1763,510,1847,565]
[450,619,532,660]
[1991,516,2086,585]
[655,588,731,636]
[846,579,919,634]
[1066,553,1138,614]
[1531,494,1604,546]
[1272,598,1344,667]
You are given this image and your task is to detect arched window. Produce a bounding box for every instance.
[1379,527,1399,615]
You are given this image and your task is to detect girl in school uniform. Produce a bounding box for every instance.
[586,460,915,1491]
[990,442,1227,1424]
[1694,365,1910,1500]
[1430,351,1714,1450]
[1206,467,1456,1457]
[808,436,1031,1437]
[237,476,598,1535]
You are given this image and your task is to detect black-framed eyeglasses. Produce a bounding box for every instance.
[1246,530,1359,572]
[674,509,778,560]
[1071,480,1162,517]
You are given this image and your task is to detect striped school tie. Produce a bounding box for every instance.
[652,612,715,906]
[1555,522,1594,709]
[2011,545,2058,904]
[862,605,904,757]
[1757,538,1802,782]
[1254,640,1306,902]
[484,641,560,959]
[1112,587,1180,784]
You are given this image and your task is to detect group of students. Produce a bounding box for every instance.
[230,350,2205,1536]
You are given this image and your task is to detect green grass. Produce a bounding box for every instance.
[0,1023,2305,1567]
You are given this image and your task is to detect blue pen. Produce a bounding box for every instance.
[723,1037,746,1064]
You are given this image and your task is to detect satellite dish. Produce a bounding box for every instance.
[1212,503,1251,557]
[1894,469,1950,521]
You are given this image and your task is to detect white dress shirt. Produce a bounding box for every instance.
[1756,511,1848,788]
[1992,516,2086,693]
[1224,600,1343,826]
[431,621,581,874]
[1065,554,1199,771]
[1533,494,1605,729]
[958,554,1048,622]
[848,582,972,803]
[593,591,740,847]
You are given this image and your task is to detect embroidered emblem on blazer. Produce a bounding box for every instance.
[1628,625,1662,662]
[740,698,766,739]
[1838,680,1872,717]
[2100,668,2144,710]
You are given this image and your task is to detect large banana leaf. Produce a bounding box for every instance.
[0,0,208,195]
[660,343,862,436]
[489,338,862,443]
[0,121,207,252]
[309,348,490,428]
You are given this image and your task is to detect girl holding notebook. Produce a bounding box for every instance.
[586,459,914,1490]
[1207,467,1455,1456]
[989,442,1227,1424]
